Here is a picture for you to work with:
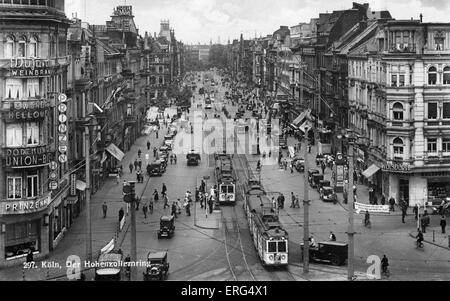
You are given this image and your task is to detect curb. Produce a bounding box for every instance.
[194,223,220,230]
[408,232,450,251]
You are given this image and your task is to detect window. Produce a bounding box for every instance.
[391,75,397,87]
[277,241,287,252]
[228,186,234,194]
[26,122,39,146]
[393,102,404,120]
[443,139,450,152]
[6,124,23,147]
[5,78,23,99]
[26,78,40,98]
[443,102,450,119]
[444,67,450,85]
[17,40,26,58]
[5,36,14,58]
[428,66,437,85]
[399,74,405,87]
[268,241,277,253]
[27,174,39,199]
[7,177,22,200]
[29,37,37,58]
[428,138,437,153]
[393,138,404,156]
[428,102,438,119]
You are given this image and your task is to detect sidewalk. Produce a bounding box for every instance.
[0,124,165,281]
[194,174,220,230]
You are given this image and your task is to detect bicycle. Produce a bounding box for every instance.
[381,266,390,278]
[416,240,424,249]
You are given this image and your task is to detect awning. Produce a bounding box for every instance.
[76,180,87,191]
[362,164,381,178]
[106,143,125,161]
[299,120,313,133]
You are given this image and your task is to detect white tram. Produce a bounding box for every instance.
[244,187,289,266]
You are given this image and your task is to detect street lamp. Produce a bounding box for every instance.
[83,114,99,262]
[336,129,357,281]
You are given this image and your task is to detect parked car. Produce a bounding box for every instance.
[301,242,348,266]
[320,187,337,203]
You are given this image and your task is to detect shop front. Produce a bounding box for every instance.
[424,171,450,206]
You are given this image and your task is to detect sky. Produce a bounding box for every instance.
[65,0,450,44]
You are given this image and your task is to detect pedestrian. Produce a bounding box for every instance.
[153,189,159,203]
[147,140,151,150]
[129,162,133,174]
[272,196,277,211]
[290,192,296,208]
[153,147,157,157]
[26,249,34,263]
[421,211,430,233]
[440,215,447,234]
[195,188,199,203]
[170,154,173,165]
[290,162,294,174]
[171,202,178,218]
[308,145,312,153]
[279,193,285,209]
[373,195,378,205]
[413,205,419,221]
[185,199,191,216]
[389,197,395,212]
[329,232,336,241]
[119,207,124,222]
[134,159,138,170]
[381,194,386,206]
[321,161,326,175]
[401,206,407,224]
[163,194,169,209]
[143,203,148,219]
[135,196,140,211]
[149,199,154,214]
[156,131,159,139]
[138,149,142,158]
[173,154,177,164]
[136,169,141,183]
[208,196,214,214]
[102,202,108,218]
[116,173,120,184]
[162,183,167,196]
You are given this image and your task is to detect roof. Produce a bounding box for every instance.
[160,216,174,222]
[98,252,122,263]
[319,241,348,247]
[147,251,167,260]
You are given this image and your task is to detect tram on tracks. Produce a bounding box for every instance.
[244,186,289,266]
[214,153,236,205]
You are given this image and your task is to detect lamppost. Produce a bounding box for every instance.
[336,128,358,281]
[83,114,99,262]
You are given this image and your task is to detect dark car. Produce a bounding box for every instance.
[308,169,320,184]
[301,242,348,266]
[147,162,163,177]
[158,216,175,239]
[311,174,324,188]
[159,145,170,153]
[320,187,337,203]
[292,157,305,172]
[187,151,201,166]
[318,180,331,193]
[143,251,170,281]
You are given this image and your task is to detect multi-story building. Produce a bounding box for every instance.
[0,0,72,267]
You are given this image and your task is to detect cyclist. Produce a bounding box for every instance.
[381,255,389,276]
[416,229,424,248]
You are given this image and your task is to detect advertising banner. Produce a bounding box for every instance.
[355,202,390,214]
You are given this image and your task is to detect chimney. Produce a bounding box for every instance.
[420,13,423,22]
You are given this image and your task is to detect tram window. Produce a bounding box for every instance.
[228,186,234,193]
[278,241,287,253]
[268,242,277,253]
[221,186,227,193]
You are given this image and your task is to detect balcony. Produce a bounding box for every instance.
[0,192,52,216]
[423,151,450,164]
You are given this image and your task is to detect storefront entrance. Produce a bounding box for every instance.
[400,178,410,206]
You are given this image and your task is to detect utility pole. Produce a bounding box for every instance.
[303,128,310,273]
[84,126,92,262]
[347,142,355,281]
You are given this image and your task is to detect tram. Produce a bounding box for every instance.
[244,186,289,266]
[214,153,236,205]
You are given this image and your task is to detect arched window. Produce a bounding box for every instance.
[393,102,404,120]
[428,66,437,85]
[393,138,404,156]
[29,36,37,58]
[443,66,450,85]
[17,36,27,58]
[5,36,14,58]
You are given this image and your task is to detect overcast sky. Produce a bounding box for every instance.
[66,0,450,44]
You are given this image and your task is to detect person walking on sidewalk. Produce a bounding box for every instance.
[421,212,430,233]
[153,190,159,203]
[321,161,326,175]
[116,173,120,184]
[119,207,124,222]
[162,183,167,196]
[129,162,133,174]
[134,159,138,171]
[401,205,407,224]
[440,215,447,234]
[171,202,178,218]
[149,199,154,214]
[153,147,157,158]
[143,203,148,219]
[208,196,214,214]
[156,131,159,139]
[102,202,108,218]
[163,194,170,209]
[389,197,396,212]
[147,140,151,150]
[413,205,419,221]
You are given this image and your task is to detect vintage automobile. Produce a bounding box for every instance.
[143,251,170,281]
[301,242,348,266]
[187,151,201,166]
[147,161,164,177]
[308,169,320,184]
[159,145,170,153]
[94,251,123,281]
[164,134,174,141]
[158,216,175,239]
[311,174,324,188]
[164,140,174,151]
[292,157,305,172]
[320,187,337,203]
[318,180,331,192]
